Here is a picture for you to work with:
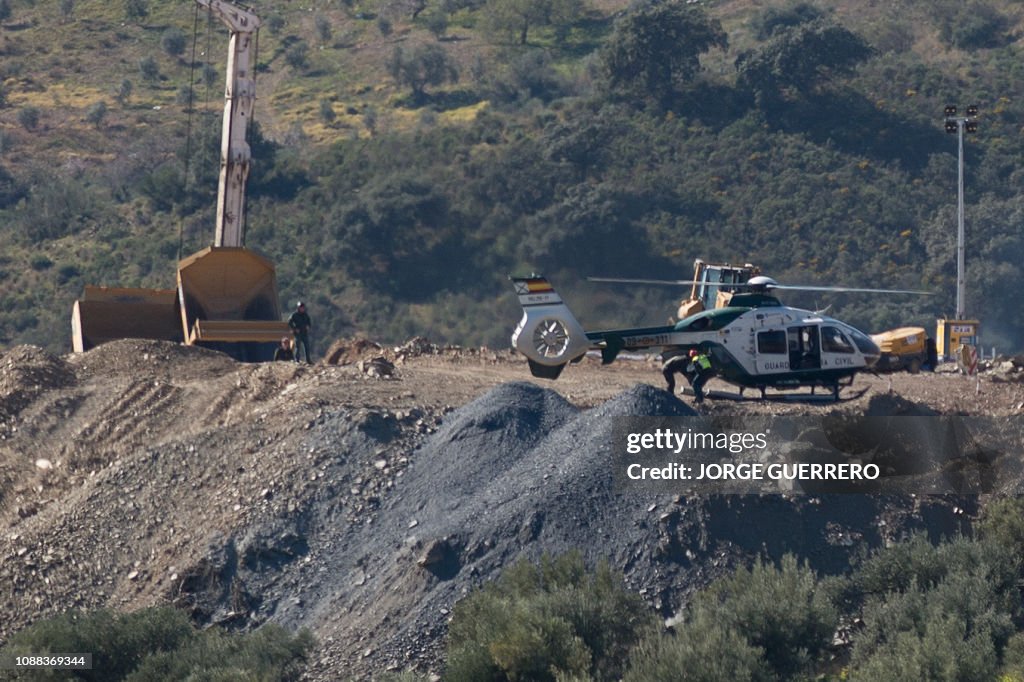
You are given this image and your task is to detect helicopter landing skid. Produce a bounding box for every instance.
[683,386,870,403]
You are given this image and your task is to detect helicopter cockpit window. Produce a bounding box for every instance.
[757,330,787,354]
[846,327,880,355]
[821,326,855,354]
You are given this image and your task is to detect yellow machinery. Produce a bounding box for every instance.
[71,0,291,360]
[676,259,760,319]
[871,326,928,373]
[936,319,979,359]
[71,286,181,353]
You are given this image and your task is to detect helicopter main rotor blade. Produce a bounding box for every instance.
[587,277,706,287]
[768,284,934,295]
[588,277,933,295]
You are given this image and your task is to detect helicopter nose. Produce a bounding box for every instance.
[862,339,881,367]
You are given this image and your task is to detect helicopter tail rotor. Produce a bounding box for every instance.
[510,276,591,379]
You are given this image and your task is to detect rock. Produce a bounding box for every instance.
[417,539,450,568]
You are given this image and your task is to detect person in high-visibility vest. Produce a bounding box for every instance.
[661,349,694,394]
[691,348,713,404]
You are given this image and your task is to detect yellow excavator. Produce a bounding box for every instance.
[71,0,291,361]
[674,259,761,320]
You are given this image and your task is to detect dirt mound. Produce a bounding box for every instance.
[323,337,386,366]
[0,345,76,423]
[862,392,940,416]
[67,339,238,381]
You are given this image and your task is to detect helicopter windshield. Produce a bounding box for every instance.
[842,325,880,356]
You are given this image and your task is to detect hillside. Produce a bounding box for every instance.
[3,341,1024,678]
[0,0,1023,356]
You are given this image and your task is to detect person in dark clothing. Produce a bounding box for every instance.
[924,337,939,371]
[274,336,295,362]
[288,301,313,364]
[662,349,697,394]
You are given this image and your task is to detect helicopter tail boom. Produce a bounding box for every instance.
[510,276,592,379]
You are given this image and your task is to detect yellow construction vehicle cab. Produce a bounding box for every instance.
[870,326,930,373]
[676,259,761,320]
[71,0,290,361]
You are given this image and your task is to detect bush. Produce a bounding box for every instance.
[446,552,656,682]
[266,14,285,35]
[845,535,1019,680]
[138,56,159,82]
[0,607,313,681]
[284,41,310,71]
[161,27,187,58]
[17,106,40,131]
[624,613,771,682]
[689,554,836,677]
[315,15,332,42]
[85,100,108,128]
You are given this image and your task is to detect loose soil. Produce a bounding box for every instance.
[1,339,1022,679]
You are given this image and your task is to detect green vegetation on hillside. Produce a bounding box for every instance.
[449,504,1024,680]
[0,606,314,680]
[2,0,1024,353]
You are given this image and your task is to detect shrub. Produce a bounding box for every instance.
[315,15,332,42]
[284,41,310,71]
[138,56,159,82]
[17,106,40,131]
[319,98,336,123]
[85,100,108,128]
[266,14,285,35]
[846,535,1019,680]
[161,27,187,58]
[115,79,132,105]
[689,554,836,677]
[446,552,656,682]
[0,607,314,681]
[124,0,147,22]
[624,612,771,682]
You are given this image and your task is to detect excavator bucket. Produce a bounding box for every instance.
[176,246,291,359]
[71,286,182,353]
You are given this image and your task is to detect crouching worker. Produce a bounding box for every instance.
[662,348,698,394]
[690,348,713,403]
[274,336,295,362]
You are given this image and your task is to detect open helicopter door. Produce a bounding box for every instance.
[510,276,591,379]
[788,325,822,371]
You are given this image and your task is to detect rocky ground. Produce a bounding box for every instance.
[2,338,1023,680]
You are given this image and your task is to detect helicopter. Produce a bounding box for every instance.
[510,272,931,400]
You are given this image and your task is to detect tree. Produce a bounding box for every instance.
[751,1,822,40]
[736,20,872,105]
[0,0,11,24]
[115,78,133,106]
[59,0,74,21]
[161,27,187,58]
[138,56,160,82]
[17,106,40,131]
[284,41,310,71]
[388,44,458,101]
[483,0,582,45]
[85,100,108,129]
[601,1,727,105]
[124,0,148,22]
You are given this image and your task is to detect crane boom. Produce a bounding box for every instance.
[195,0,261,248]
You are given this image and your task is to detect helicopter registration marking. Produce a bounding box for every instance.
[624,334,672,347]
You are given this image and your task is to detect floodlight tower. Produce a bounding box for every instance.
[943,104,978,320]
